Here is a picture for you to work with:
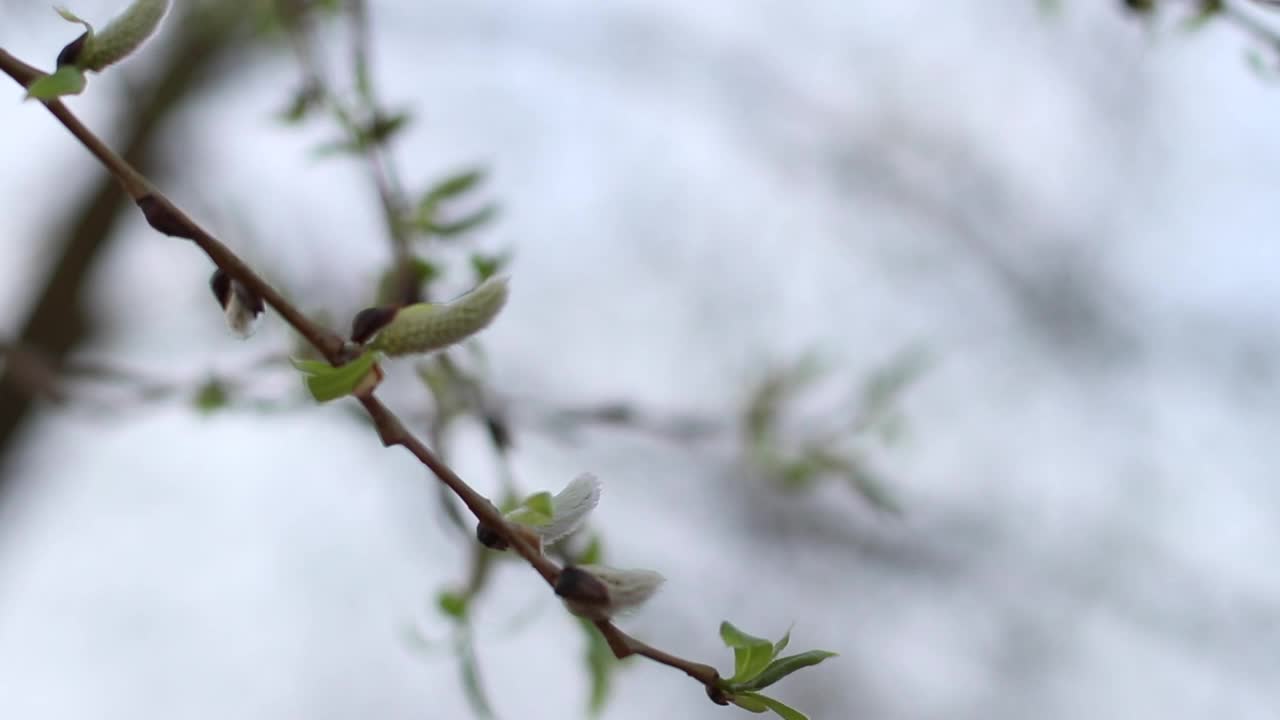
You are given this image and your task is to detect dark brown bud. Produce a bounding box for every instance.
[706,685,731,706]
[56,32,89,68]
[475,522,509,551]
[210,269,263,315]
[210,268,264,339]
[554,565,611,608]
[350,306,398,345]
[210,268,232,308]
[137,195,197,239]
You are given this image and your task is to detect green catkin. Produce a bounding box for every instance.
[58,0,170,72]
[371,276,510,356]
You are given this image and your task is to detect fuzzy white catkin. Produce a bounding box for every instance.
[529,473,602,546]
[223,292,260,340]
[59,0,170,71]
[564,565,665,620]
[371,276,509,356]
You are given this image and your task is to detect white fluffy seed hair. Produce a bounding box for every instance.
[224,292,260,339]
[535,472,603,546]
[563,565,665,620]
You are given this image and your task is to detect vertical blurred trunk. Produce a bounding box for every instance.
[0,4,253,498]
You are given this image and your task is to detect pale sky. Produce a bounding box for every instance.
[2,2,1279,719]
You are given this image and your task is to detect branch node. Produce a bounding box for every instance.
[592,620,635,659]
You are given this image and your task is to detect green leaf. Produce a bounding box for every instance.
[278,84,321,124]
[751,694,808,720]
[772,627,792,657]
[354,56,373,103]
[507,490,554,527]
[1245,50,1274,80]
[1184,0,1222,30]
[430,205,498,237]
[469,252,510,282]
[580,617,616,715]
[735,644,775,684]
[841,461,902,515]
[290,351,380,403]
[437,590,468,620]
[777,455,823,490]
[417,358,466,421]
[524,491,553,518]
[1122,0,1156,15]
[289,358,332,374]
[415,169,496,238]
[577,534,604,565]
[743,354,825,446]
[860,348,929,423]
[365,111,411,146]
[193,379,228,413]
[731,694,770,713]
[423,168,486,206]
[741,650,838,692]
[1036,0,1060,15]
[720,621,771,649]
[408,257,441,285]
[720,621,775,683]
[377,257,440,305]
[55,6,93,27]
[312,112,411,156]
[455,629,495,720]
[25,65,87,100]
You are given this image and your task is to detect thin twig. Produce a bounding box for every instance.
[0,47,722,698]
[284,4,418,304]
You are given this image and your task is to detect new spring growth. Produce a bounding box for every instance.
[210,268,264,339]
[55,0,169,71]
[350,275,510,356]
[27,1,169,100]
[555,565,665,621]
[477,473,602,551]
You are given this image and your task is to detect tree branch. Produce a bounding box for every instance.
[0,47,722,701]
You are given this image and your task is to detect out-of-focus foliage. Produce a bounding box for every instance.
[1045,0,1280,78]
[743,349,928,513]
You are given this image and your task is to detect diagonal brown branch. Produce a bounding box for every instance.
[0,47,721,699]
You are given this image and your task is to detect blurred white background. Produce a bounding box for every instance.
[2,1,1279,718]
